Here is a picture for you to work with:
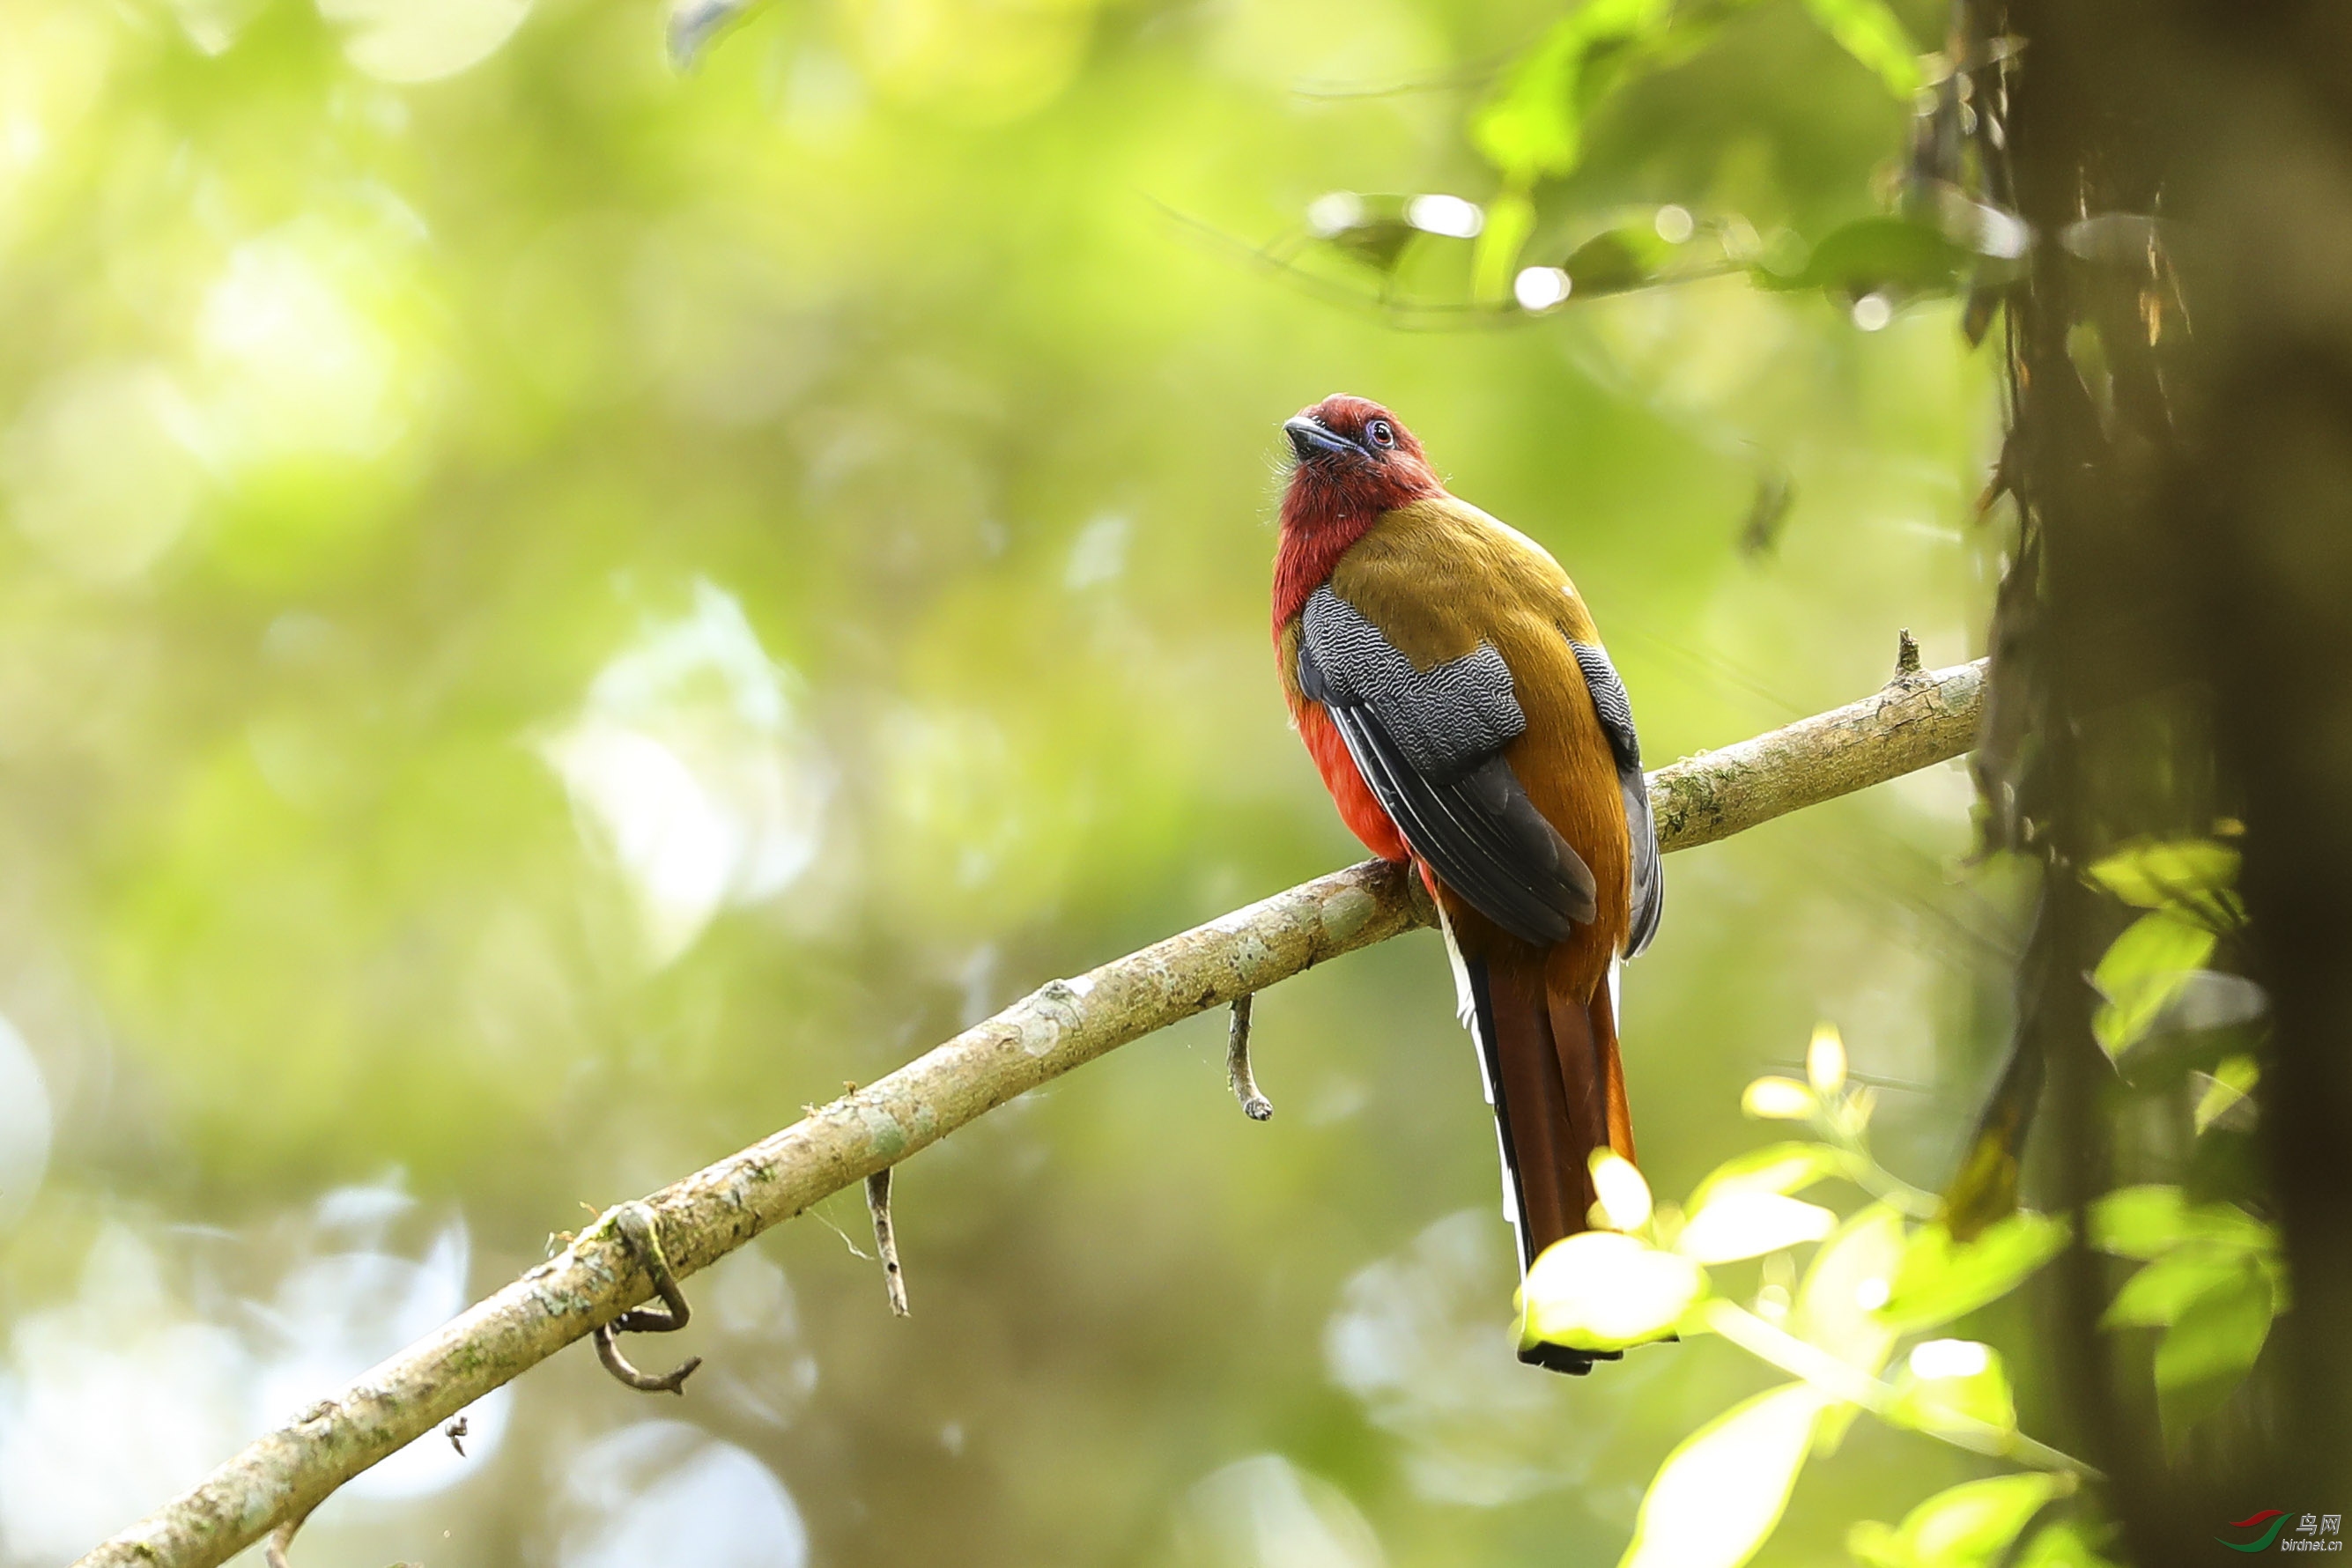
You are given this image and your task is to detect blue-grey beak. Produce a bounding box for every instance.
[1284,416,1359,461]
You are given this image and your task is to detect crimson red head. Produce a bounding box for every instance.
[1280,395,1440,517]
[1273,395,1445,632]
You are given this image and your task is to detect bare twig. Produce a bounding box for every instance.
[865,1169,909,1317]
[1226,995,1272,1121]
[261,1510,307,1568]
[70,659,1985,1568]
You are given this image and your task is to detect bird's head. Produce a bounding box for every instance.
[1278,395,1442,525]
[1271,395,1446,632]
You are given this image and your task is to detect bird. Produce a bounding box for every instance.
[1271,393,1663,1374]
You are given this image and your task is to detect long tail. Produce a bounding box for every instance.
[1464,950,1635,1375]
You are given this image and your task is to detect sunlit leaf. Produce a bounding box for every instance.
[1887,1340,2018,1439]
[2084,838,2241,919]
[1471,0,1674,181]
[1742,1076,1816,1120]
[1808,1021,1847,1095]
[2013,1518,2122,1568]
[2104,1242,2261,1329]
[1797,0,1925,96]
[2160,970,2267,1035]
[1471,189,1537,304]
[1793,1202,1905,1448]
[2155,1256,2274,1439]
[1618,1383,1831,1568]
[1878,1213,2067,1333]
[1520,1231,1705,1353]
[1677,1191,1838,1264]
[1689,1142,1845,1214]
[2089,910,2216,1058]
[2088,1186,2272,1261]
[1848,1474,2070,1568]
[1591,1150,1654,1232]
[2193,1054,2260,1135]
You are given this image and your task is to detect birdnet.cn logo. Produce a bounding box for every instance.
[2220,1512,2344,1552]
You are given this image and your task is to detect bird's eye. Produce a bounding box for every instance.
[1366,419,1395,449]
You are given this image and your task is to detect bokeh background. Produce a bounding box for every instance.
[0,0,2019,1563]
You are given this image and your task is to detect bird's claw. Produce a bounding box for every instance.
[591,1202,702,1395]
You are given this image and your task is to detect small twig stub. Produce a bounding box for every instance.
[866,1169,910,1317]
[1893,627,1924,680]
[261,1506,313,1568]
[1227,995,1273,1121]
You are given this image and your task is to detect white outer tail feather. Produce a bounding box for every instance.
[1439,905,1524,1249]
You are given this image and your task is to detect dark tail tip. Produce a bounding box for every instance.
[1518,1343,1623,1376]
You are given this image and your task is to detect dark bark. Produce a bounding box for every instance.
[1988,0,2352,1534]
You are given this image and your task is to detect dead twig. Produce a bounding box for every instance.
[865,1169,909,1317]
[261,1510,308,1568]
[1226,995,1272,1121]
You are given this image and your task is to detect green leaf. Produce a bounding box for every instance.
[1677,1191,1838,1264]
[1791,1202,1905,1450]
[2013,1519,2121,1568]
[1472,189,1537,304]
[1471,0,1673,182]
[2193,1054,2260,1134]
[1557,224,1676,296]
[2084,838,2241,916]
[1754,217,1971,298]
[1690,1141,1845,1214]
[2155,1255,2274,1439]
[1520,1231,1706,1353]
[1878,1212,2068,1333]
[1742,1075,1817,1120]
[1797,0,1924,96]
[1886,1340,2017,1439]
[2088,1186,2273,1260]
[2104,1242,2263,1328]
[2090,910,2217,1058]
[1324,219,1419,274]
[1848,1474,2070,1568]
[1619,1382,1831,1568]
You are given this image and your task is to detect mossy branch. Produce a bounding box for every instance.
[72,655,1985,1568]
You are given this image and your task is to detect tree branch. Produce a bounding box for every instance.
[71,656,1984,1568]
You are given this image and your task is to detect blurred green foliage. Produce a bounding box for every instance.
[1520,1014,2274,1566]
[0,0,2067,1563]
[1586,826,2274,1567]
[1520,1041,2093,1568]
